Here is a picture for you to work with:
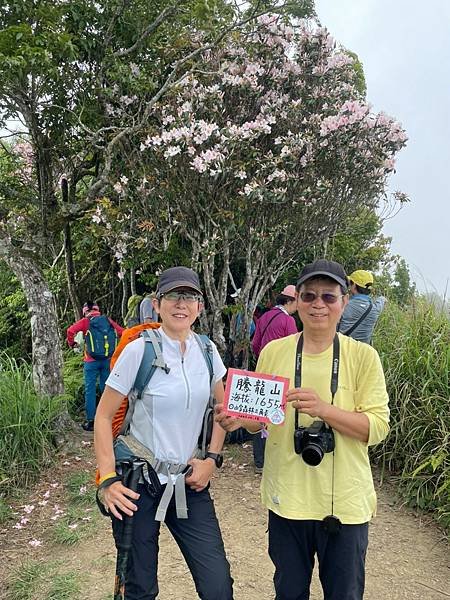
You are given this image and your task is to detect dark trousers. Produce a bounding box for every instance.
[268,511,368,600]
[252,433,266,468]
[112,483,233,600]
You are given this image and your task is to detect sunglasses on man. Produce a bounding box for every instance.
[299,291,345,305]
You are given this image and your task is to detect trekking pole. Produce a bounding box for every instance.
[113,459,144,600]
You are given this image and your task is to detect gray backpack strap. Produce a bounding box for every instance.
[119,329,170,435]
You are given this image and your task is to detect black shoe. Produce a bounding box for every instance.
[82,420,94,432]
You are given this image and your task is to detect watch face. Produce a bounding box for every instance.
[208,453,223,468]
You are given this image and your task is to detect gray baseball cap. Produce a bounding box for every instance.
[297,259,348,289]
[157,266,202,296]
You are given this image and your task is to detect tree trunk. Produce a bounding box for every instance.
[61,178,81,319]
[121,271,128,321]
[0,234,64,397]
[130,268,137,296]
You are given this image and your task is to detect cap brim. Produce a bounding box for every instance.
[297,271,348,289]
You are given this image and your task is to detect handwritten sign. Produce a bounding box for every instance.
[223,368,289,424]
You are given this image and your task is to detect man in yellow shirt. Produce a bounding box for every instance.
[217,259,390,600]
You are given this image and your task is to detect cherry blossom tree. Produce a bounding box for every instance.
[132,15,407,360]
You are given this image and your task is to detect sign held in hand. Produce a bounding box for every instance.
[223,368,289,424]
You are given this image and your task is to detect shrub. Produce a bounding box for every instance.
[373,298,450,531]
[0,353,66,492]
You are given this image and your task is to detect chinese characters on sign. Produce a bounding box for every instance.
[223,369,289,424]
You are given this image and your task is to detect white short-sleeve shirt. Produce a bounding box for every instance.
[106,329,226,471]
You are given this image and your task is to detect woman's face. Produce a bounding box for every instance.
[153,287,203,337]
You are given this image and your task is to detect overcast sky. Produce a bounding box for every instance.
[315,0,450,298]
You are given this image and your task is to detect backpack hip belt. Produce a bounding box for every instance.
[114,433,197,522]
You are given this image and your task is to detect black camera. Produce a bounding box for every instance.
[294,420,335,466]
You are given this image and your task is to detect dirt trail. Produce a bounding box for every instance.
[1,437,449,599]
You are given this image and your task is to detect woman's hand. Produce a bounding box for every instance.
[214,403,244,432]
[100,481,140,520]
[185,458,215,492]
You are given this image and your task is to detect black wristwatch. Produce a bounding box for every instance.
[205,452,223,468]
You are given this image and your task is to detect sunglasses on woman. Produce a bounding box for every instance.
[160,291,203,303]
[299,291,345,304]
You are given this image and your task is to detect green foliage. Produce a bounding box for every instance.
[0,496,13,524]
[345,50,367,96]
[327,208,392,274]
[373,299,450,531]
[0,353,66,492]
[0,263,30,359]
[61,350,84,417]
[392,257,416,306]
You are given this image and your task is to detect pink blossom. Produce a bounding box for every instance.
[29,539,43,547]
[23,505,35,514]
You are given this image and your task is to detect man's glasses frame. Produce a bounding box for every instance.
[159,291,203,304]
[299,291,346,305]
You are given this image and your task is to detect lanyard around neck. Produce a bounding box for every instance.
[294,334,340,429]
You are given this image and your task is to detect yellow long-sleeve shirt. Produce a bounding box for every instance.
[257,333,390,524]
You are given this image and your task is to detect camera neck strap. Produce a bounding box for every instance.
[293,333,342,530]
[294,333,340,429]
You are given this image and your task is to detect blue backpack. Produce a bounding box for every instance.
[85,315,118,360]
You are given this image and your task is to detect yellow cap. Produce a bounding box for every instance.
[349,270,373,289]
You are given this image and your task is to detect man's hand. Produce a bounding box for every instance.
[101,481,140,520]
[286,387,330,420]
[185,458,215,492]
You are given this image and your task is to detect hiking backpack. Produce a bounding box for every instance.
[95,322,215,484]
[85,315,118,360]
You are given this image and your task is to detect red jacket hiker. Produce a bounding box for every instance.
[66,302,124,431]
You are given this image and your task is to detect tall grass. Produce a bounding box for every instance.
[0,353,66,492]
[373,298,450,530]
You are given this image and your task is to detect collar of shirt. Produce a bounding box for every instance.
[352,294,372,302]
[158,327,194,353]
[275,305,289,315]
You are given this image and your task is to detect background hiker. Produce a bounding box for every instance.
[139,291,158,323]
[250,284,298,473]
[339,270,386,344]
[67,301,124,431]
[124,291,159,328]
[216,259,390,600]
[94,267,233,600]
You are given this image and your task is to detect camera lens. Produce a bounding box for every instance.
[302,443,324,466]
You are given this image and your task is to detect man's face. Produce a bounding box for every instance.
[296,278,348,333]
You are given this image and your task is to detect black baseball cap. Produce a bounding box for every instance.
[157,266,202,296]
[296,259,348,289]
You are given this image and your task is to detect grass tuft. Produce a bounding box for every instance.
[6,560,81,600]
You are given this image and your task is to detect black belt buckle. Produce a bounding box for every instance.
[322,515,342,535]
